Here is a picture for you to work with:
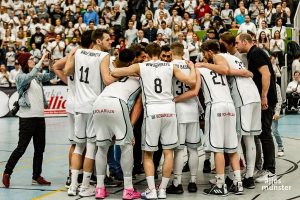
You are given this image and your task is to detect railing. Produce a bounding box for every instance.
[281,54,288,102]
[293,1,300,43]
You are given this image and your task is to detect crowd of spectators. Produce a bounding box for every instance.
[0,0,299,88]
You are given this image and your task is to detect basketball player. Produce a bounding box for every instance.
[52,30,93,188]
[196,40,261,191]
[166,42,202,194]
[93,49,142,199]
[111,43,196,199]
[196,41,242,196]
[64,29,116,197]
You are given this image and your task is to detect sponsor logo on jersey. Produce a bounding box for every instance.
[145,62,170,67]
[93,109,115,114]
[174,64,188,69]
[151,113,176,119]
[80,50,102,57]
[217,112,235,117]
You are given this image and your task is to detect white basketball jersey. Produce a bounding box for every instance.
[65,75,75,114]
[220,53,261,107]
[198,68,233,105]
[100,76,141,105]
[139,60,175,115]
[74,49,108,113]
[172,59,200,123]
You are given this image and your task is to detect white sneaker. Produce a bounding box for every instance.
[277,147,285,157]
[255,170,277,183]
[67,184,78,196]
[78,185,95,197]
[141,188,157,199]
[157,188,167,199]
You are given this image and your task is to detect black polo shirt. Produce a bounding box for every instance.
[247,45,278,107]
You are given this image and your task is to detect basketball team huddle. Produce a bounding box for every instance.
[53,29,277,199]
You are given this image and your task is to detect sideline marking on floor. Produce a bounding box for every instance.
[31,187,66,200]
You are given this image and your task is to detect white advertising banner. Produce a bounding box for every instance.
[1,86,68,118]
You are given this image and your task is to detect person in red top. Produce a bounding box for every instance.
[194,0,212,25]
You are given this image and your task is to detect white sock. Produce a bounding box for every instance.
[216,174,225,188]
[173,175,182,186]
[205,152,211,160]
[96,175,105,188]
[124,177,133,189]
[82,171,92,188]
[188,147,198,182]
[159,177,170,189]
[190,175,196,183]
[233,170,241,184]
[146,176,155,190]
[71,169,79,186]
[243,136,256,178]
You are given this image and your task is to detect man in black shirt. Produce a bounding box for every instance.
[235,33,277,183]
[144,20,157,43]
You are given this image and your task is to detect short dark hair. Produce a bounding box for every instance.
[91,29,109,43]
[294,70,300,75]
[170,42,184,56]
[161,45,170,52]
[129,43,145,57]
[145,43,161,57]
[81,30,93,48]
[220,32,236,46]
[201,40,220,53]
[118,49,136,65]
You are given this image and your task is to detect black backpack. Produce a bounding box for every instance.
[287,41,300,69]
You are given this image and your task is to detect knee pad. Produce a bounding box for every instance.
[85,142,97,160]
[74,143,86,155]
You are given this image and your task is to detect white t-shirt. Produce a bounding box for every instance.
[49,41,65,60]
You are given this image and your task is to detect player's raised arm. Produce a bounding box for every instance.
[63,47,77,76]
[100,54,119,86]
[111,63,140,78]
[173,61,196,87]
[174,69,201,103]
[53,56,68,84]
[195,54,230,75]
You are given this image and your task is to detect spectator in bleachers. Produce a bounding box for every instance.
[13,0,25,16]
[181,12,193,32]
[154,1,170,21]
[157,21,172,44]
[124,20,138,48]
[256,9,267,28]
[30,43,42,64]
[133,29,149,44]
[8,61,21,87]
[1,0,13,13]
[272,18,287,40]
[0,63,10,87]
[281,1,291,26]
[235,6,246,25]
[39,17,51,35]
[256,20,271,39]
[154,33,166,47]
[62,0,76,14]
[74,16,87,34]
[114,0,128,11]
[249,0,264,23]
[64,37,79,56]
[185,23,195,43]
[49,34,65,60]
[170,24,181,44]
[270,30,285,67]
[62,10,75,27]
[98,18,109,30]
[38,5,50,22]
[84,4,99,26]
[65,21,75,38]
[167,9,182,29]
[5,46,16,71]
[194,0,212,25]
[230,20,239,30]
[87,20,96,31]
[270,53,281,83]
[184,0,197,19]
[188,33,202,63]
[99,0,113,13]
[292,53,300,76]
[111,4,124,34]
[265,0,275,25]
[234,0,248,19]
[201,13,212,30]
[16,31,27,47]
[144,19,157,42]
[286,71,300,111]
[170,0,185,17]
[238,15,257,34]
[40,36,50,53]
[271,4,287,26]
[45,25,56,42]
[54,19,65,35]
[221,2,233,29]
[30,27,44,49]
[50,5,64,25]
[257,31,270,51]
[141,10,154,28]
